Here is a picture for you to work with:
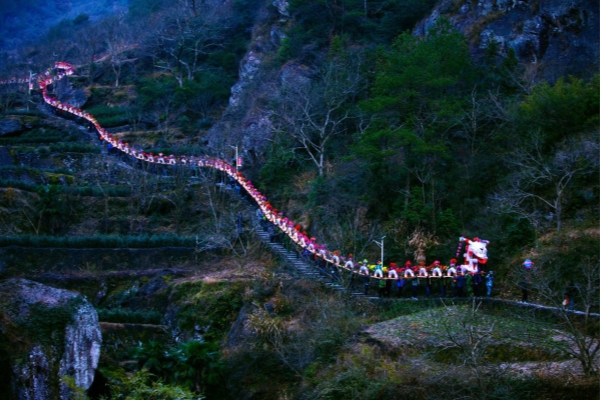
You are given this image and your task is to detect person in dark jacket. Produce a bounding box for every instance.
[520,277,529,302]
[564,281,577,311]
[473,270,483,297]
[440,276,449,298]
[411,277,419,299]
[455,273,466,297]
[398,277,405,298]
[363,275,370,296]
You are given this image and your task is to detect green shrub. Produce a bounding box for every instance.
[0,165,73,176]
[48,143,101,153]
[0,128,77,144]
[1,109,44,117]
[0,234,197,248]
[0,179,37,192]
[97,308,163,324]
[103,369,198,400]
[0,181,130,196]
[174,281,245,342]
[84,105,129,128]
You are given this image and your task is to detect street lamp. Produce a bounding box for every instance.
[373,236,385,264]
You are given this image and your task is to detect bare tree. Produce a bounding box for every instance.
[75,24,104,84]
[146,92,187,143]
[0,81,27,112]
[103,14,137,87]
[432,300,502,399]
[490,132,599,233]
[244,291,360,380]
[453,89,508,198]
[326,203,382,259]
[513,257,600,376]
[270,53,364,176]
[146,4,224,87]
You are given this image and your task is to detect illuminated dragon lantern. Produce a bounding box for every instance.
[459,236,489,272]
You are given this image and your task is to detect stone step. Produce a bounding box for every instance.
[240,196,382,301]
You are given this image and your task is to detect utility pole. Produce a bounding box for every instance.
[373,235,385,264]
[27,70,36,112]
[229,144,239,171]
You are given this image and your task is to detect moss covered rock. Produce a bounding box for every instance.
[0,278,101,399]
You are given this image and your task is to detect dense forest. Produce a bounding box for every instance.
[0,0,598,399]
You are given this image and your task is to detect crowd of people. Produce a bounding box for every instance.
[9,62,500,299]
[294,248,497,298]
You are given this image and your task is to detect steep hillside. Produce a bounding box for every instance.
[206,0,599,160]
[0,0,597,398]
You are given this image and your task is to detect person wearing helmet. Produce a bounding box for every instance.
[388,262,398,279]
[359,261,370,295]
[359,260,370,276]
[344,255,354,270]
[447,258,458,276]
[374,260,384,278]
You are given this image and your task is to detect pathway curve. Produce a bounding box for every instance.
[4,63,600,313]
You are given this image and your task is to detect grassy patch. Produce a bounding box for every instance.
[366,304,564,362]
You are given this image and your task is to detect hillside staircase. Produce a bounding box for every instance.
[230,190,379,300]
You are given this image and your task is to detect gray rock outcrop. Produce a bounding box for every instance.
[205,0,598,162]
[55,77,88,109]
[204,0,297,163]
[415,0,599,80]
[0,278,102,400]
[0,118,22,136]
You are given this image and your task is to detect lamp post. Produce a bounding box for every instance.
[373,236,385,264]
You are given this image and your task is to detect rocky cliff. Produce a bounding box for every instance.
[204,0,285,165]
[0,279,101,399]
[204,0,598,161]
[415,0,599,81]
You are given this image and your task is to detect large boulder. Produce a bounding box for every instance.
[0,278,102,400]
